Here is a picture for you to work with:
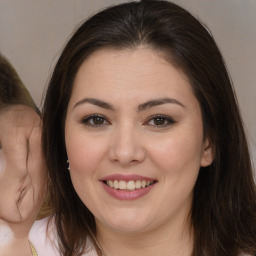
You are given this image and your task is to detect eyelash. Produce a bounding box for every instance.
[145,114,175,127]
[80,114,110,127]
[80,114,175,128]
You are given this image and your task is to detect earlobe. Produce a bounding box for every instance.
[200,139,214,167]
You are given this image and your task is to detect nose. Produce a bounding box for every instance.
[109,124,146,167]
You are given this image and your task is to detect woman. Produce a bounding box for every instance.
[40,0,256,255]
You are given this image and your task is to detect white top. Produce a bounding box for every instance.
[29,217,250,256]
[29,217,97,256]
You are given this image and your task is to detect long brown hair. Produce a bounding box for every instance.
[42,1,256,255]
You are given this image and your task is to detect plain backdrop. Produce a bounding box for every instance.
[0,0,255,167]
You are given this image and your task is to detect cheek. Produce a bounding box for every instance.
[0,150,6,178]
[149,128,204,177]
[66,133,108,177]
[66,135,104,206]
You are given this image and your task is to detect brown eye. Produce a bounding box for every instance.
[153,117,166,126]
[92,116,105,125]
[146,115,175,127]
[81,114,110,127]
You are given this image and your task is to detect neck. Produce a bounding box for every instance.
[96,217,193,256]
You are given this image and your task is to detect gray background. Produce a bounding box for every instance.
[0,0,255,167]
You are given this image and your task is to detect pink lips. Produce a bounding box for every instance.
[100,174,156,200]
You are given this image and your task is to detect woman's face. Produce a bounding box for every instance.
[65,47,213,235]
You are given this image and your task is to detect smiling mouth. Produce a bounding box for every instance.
[103,180,156,191]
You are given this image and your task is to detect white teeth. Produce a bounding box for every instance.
[108,180,114,188]
[127,181,135,191]
[135,180,141,189]
[106,180,154,190]
[119,180,126,190]
[114,180,119,189]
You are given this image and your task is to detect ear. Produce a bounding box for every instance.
[200,138,214,167]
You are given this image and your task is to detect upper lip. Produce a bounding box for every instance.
[100,174,156,182]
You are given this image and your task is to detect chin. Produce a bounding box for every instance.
[106,222,150,234]
[97,210,152,234]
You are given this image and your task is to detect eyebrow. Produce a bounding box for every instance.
[74,98,114,110]
[73,97,185,111]
[138,98,185,111]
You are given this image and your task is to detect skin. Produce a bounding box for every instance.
[65,47,213,256]
[0,105,46,256]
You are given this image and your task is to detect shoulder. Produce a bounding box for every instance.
[82,238,98,256]
[29,216,60,256]
[82,249,98,256]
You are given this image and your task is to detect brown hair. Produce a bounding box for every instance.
[0,53,38,110]
[42,1,256,255]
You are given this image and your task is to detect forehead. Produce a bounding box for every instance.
[70,47,197,108]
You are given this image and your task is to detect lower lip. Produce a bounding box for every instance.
[102,182,155,200]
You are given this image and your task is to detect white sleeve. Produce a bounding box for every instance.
[29,217,60,256]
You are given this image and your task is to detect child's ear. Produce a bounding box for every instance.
[200,138,214,167]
